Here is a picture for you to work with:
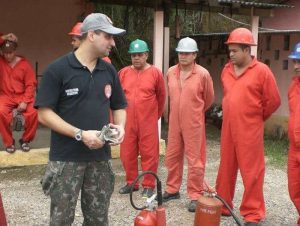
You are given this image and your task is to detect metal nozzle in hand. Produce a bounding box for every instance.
[97,124,119,144]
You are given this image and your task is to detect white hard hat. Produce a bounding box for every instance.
[175,37,198,52]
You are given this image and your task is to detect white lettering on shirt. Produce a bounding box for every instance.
[65,88,79,96]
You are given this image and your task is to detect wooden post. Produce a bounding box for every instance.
[153,10,164,138]
[163,27,170,123]
[251,7,259,57]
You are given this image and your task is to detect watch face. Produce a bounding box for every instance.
[75,130,82,141]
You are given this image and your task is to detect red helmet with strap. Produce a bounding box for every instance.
[68,22,82,36]
[225,28,256,46]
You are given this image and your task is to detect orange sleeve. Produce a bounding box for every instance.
[102,57,111,63]
[156,69,166,118]
[262,68,281,121]
[166,67,175,98]
[203,71,214,111]
[166,69,171,96]
[22,61,37,103]
[294,102,300,147]
[162,69,171,122]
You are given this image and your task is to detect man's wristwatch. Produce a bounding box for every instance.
[75,129,83,141]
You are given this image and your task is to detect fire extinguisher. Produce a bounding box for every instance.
[194,191,242,226]
[130,171,166,226]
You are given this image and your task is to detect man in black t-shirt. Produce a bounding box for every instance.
[35,13,127,226]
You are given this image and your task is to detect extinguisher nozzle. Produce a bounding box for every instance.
[156,206,166,226]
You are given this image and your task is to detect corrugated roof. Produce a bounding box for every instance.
[91,0,294,9]
[187,29,300,38]
[218,0,294,8]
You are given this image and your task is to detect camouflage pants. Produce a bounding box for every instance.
[41,161,115,226]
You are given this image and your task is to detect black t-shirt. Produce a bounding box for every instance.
[35,52,127,161]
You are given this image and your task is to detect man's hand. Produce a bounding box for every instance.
[82,130,105,150]
[1,33,18,42]
[108,123,125,146]
[17,102,27,112]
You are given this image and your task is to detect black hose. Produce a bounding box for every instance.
[214,194,243,226]
[129,171,163,210]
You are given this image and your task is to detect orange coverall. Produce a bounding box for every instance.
[287,76,300,226]
[0,56,38,147]
[102,57,111,63]
[119,66,166,188]
[216,58,281,223]
[165,63,214,200]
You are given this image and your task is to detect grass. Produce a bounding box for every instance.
[264,137,289,169]
[206,124,221,141]
[205,124,288,169]
[162,122,288,169]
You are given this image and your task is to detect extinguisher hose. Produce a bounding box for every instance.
[130,171,163,210]
[214,194,243,226]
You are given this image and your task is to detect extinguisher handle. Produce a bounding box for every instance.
[130,171,163,210]
[157,180,163,206]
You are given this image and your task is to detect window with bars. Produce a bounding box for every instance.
[283,60,288,70]
[207,58,211,66]
[266,35,271,51]
[284,35,290,51]
[274,50,280,60]
[264,59,270,67]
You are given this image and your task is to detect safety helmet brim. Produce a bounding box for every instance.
[68,32,81,36]
[224,41,257,46]
[175,48,198,53]
[128,50,149,54]
[288,55,300,60]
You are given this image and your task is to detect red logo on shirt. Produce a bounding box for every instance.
[104,84,112,98]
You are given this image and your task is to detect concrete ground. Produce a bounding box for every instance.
[0,127,51,150]
[0,125,298,226]
[0,127,51,168]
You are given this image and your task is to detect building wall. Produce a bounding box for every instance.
[0,0,93,76]
[198,32,300,124]
[198,36,228,105]
[263,0,300,30]
[258,33,300,117]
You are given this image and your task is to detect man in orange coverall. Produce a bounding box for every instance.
[0,35,38,153]
[68,22,111,63]
[287,42,300,226]
[163,37,214,212]
[118,39,166,198]
[215,28,281,226]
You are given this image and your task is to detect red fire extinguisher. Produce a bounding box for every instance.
[194,191,242,226]
[130,171,166,226]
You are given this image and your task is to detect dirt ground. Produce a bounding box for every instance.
[0,125,298,226]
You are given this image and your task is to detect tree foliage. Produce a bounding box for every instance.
[94,4,154,70]
[94,3,250,70]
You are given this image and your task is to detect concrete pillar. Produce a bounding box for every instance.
[153,10,164,138]
[251,14,259,57]
[153,10,164,71]
[163,27,170,75]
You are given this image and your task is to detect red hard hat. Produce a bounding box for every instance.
[225,28,256,46]
[68,22,82,36]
